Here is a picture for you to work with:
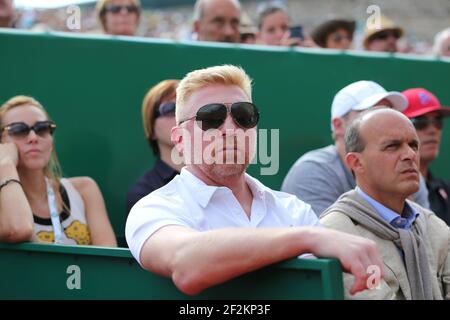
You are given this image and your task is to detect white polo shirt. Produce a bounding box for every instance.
[126,168,319,264]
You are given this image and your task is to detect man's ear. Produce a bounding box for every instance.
[193,20,200,35]
[171,126,183,154]
[345,152,363,175]
[332,117,346,139]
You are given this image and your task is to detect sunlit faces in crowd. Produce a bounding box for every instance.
[193,0,241,43]
[97,0,140,36]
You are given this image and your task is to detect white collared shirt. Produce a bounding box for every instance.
[126,168,319,264]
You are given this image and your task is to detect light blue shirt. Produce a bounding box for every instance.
[356,187,418,230]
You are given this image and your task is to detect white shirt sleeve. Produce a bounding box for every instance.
[125,193,194,265]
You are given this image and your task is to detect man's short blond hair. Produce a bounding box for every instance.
[176,65,252,124]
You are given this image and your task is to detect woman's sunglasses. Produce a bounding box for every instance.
[179,102,259,131]
[154,102,176,119]
[411,116,443,131]
[1,121,56,138]
[104,4,139,14]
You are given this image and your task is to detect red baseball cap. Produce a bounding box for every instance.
[402,88,450,118]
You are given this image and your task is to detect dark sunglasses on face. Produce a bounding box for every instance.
[154,102,176,119]
[411,116,443,131]
[179,102,259,131]
[1,121,56,138]
[371,30,400,41]
[104,4,139,14]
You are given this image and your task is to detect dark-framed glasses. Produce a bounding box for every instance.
[410,116,443,130]
[104,4,139,14]
[179,102,259,131]
[154,102,176,118]
[1,121,56,138]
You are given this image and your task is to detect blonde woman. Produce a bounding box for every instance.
[0,96,117,246]
[96,0,141,36]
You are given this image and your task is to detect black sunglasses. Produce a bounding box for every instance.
[411,116,443,131]
[104,4,139,14]
[179,102,259,131]
[154,102,176,119]
[371,30,400,41]
[1,121,56,138]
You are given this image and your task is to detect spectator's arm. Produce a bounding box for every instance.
[0,143,33,243]
[139,225,383,296]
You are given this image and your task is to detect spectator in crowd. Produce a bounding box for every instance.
[239,11,257,44]
[96,0,141,36]
[310,18,355,50]
[126,80,183,216]
[321,108,450,300]
[255,1,314,47]
[402,88,450,226]
[126,64,383,296]
[0,96,117,246]
[282,80,429,215]
[363,15,402,53]
[0,0,14,28]
[192,0,241,43]
[432,28,450,57]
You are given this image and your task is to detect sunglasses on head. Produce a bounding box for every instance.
[179,102,259,131]
[154,102,176,119]
[411,116,443,131]
[1,121,56,138]
[104,4,139,14]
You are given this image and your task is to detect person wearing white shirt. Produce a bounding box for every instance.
[126,64,383,296]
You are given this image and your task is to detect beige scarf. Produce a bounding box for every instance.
[322,190,442,300]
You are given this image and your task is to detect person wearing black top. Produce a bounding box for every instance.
[402,88,450,225]
[126,80,183,215]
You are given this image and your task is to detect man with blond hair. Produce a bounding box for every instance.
[126,64,383,296]
[192,0,241,43]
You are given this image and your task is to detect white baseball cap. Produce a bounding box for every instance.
[331,80,408,121]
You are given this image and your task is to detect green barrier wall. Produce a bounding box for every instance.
[1,29,450,237]
[0,243,344,299]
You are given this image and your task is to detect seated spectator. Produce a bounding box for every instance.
[96,0,141,36]
[363,15,402,53]
[282,80,429,215]
[432,28,450,57]
[239,11,257,44]
[255,1,314,47]
[192,0,241,43]
[0,0,14,28]
[126,64,383,296]
[402,88,450,225]
[0,96,117,246]
[321,108,450,300]
[310,18,355,50]
[126,80,183,216]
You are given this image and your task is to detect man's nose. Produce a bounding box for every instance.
[220,113,238,133]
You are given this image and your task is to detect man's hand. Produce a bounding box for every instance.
[307,227,384,295]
